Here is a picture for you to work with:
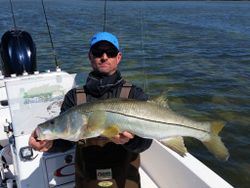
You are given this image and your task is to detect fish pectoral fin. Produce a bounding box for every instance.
[203,121,229,161]
[101,125,120,138]
[160,136,187,157]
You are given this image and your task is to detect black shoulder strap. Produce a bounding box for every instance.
[120,82,132,99]
[75,82,132,105]
[75,87,86,105]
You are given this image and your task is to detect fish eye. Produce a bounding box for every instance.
[50,120,55,125]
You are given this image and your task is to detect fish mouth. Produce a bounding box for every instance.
[35,126,53,140]
[35,127,43,140]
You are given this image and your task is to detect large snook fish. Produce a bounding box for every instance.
[36,97,229,161]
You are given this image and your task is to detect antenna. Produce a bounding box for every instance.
[9,0,17,30]
[41,0,59,69]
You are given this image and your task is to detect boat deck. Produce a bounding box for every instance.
[140,168,158,188]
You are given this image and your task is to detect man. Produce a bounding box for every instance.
[29,32,152,188]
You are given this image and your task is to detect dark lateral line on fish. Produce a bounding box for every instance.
[103,110,208,133]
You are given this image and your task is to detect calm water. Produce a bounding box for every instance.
[1,0,250,187]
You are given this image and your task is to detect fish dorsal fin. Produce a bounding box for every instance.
[101,125,120,138]
[160,136,187,157]
[148,95,169,108]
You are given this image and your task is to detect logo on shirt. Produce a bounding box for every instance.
[96,168,112,180]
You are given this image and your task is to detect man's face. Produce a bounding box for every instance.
[89,41,122,76]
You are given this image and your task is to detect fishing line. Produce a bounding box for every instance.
[103,0,107,31]
[9,0,17,30]
[139,0,148,92]
[41,0,59,68]
[8,0,28,73]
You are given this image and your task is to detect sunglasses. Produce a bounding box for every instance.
[91,47,119,58]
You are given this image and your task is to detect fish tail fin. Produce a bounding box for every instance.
[203,121,229,161]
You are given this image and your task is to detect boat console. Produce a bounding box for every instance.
[0,30,76,187]
[0,70,77,188]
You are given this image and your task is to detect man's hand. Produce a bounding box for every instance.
[28,129,53,152]
[110,131,134,145]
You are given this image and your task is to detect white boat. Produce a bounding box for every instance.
[0,50,233,188]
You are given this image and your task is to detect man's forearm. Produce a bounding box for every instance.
[123,135,152,153]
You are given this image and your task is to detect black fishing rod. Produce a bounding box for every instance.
[0,0,18,76]
[41,0,59,68]
[8,0,27,73]
[3,0,37,76]
[10,0,26,73]
[9,0,17,30]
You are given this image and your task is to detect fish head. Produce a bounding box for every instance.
[36,110,89,141]
[79,110,107,139]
